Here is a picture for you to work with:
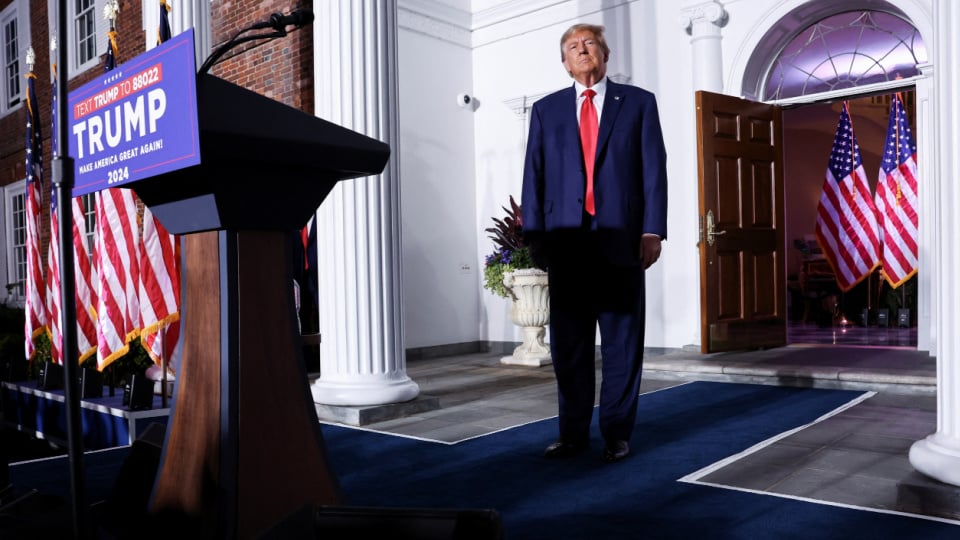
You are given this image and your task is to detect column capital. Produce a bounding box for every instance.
[679,1,728,36]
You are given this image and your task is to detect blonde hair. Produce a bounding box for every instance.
[559,24,610,62]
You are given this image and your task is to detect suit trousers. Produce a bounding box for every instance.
[546,229,647,444]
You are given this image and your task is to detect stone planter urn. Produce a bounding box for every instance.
[501,268,551,366]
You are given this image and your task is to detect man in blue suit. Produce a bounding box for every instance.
[521,23,668,463]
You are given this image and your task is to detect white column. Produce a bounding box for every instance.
[909,0,960,487]
[142,1,211,67]
[310,1,419,406]
[914,63,936,354]
[679,1,726,349]
[173,0,211,68]
[679,1,728,92]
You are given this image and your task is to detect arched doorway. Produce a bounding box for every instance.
[744,5,927,349]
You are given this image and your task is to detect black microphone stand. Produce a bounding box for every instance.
[54,0,88,536]
[198,25,287,75]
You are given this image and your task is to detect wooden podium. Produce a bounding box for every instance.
[133,74,389,538]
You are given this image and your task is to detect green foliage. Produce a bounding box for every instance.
[483,246,533,298]
[78,339,154,387]
[483,196,537,298]
[0,303,153,385]
[19,319,152,385]
[29,332,51,378]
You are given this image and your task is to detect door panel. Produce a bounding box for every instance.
[697,91,787,353]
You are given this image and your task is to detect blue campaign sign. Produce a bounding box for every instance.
[69,29,201,197]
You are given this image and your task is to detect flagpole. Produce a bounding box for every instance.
[53,0,89,537]
[894,93,909,323]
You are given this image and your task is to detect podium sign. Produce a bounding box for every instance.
[68,29,200,197]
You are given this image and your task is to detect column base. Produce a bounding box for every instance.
[909,432,960,487]
[311,376,420,406]
[315,394,440,426]
[500,354,552,367]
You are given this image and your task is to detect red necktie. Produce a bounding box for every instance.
[580,89,598,216]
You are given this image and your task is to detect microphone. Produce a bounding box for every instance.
[269,9,314,30]
[249,9,314,31]
[200,8,314,74]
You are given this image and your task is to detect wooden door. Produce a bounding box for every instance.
[696,91,787,353]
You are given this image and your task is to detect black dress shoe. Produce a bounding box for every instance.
[602,440,630,463]
[543,440,588,459]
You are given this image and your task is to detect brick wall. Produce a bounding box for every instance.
[210,0,313,113]
[0,0,47,189]
[1,0,314,187]
[0,0,313,257]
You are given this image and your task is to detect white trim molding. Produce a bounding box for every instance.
[399,0,472,48]
[679,0,728,35]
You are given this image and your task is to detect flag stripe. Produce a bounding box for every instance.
[47,215,63,364]
[25,71,46,359]
[815,103,880,292]
[138,4,182,370]
[816,169,879,282]
[95,188,142,370]
[139,207,181,364]
[72,197,98,362]
[875,94,919,288]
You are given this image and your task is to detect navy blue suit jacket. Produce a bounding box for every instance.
[521,80,668,266]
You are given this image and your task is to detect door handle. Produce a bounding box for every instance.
[706,209,726,247]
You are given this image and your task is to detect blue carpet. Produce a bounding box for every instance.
[322,381,959,539]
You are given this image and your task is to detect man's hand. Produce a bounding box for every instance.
[640,234,662,269]
[526,232,548,271]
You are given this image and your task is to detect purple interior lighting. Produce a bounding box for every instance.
[764,11,927,100]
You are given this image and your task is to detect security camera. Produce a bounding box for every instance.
[456,93,472,108]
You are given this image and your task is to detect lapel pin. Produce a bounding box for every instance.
[614,96,621,101]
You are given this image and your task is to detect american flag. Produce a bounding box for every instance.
[814,102,881,292]
[94,187,141,370]
[96,23,142,370]
[72,196,99,363]
[45,60,99,365]
[24,67,46,360]
[875,94,919,288]
[139,207,180,366]
[46,63,63,365]
[46,209,63,364]
[104,30,118,72]
[138,7,181,369]
[158,0,172,44]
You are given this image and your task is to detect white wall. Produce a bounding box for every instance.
[397,7,480,349]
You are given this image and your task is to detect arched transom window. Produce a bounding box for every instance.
[764,11,926,101]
